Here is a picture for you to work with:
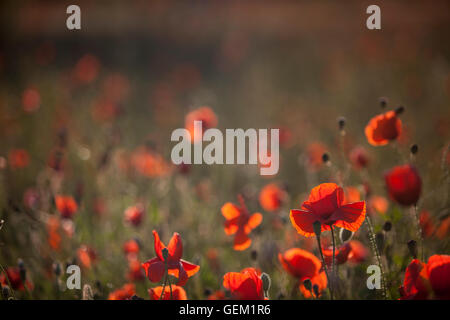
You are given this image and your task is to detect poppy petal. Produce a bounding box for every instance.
[180,259,200,277]
[224,219,239,235]
[167,232,183,262]
[221,202,241,220]
[152,230,166,261]
[245,213,262,232]
[289,209,318,237]
[332,201,366,232]
[141,258,165,283]
[233,229,252,251]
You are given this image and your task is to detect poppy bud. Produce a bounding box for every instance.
[407,240,417,259]
[204,288,212,297]
[261,272,271,293]
[17,259,26,282]
[383,221,392,232]
[313,221,322,237]
[2,285,10,299]
[339,228,353,243]
[250,250,258,261]
[410,144,418,155]
[322,153,330,164]
[313,284,320,298]
[375,232,385,252]
[53,262,61,277]
[303,278,312,292]
[379,97,388,108]
[162,248,169,261]
[395,106,405,115]
[338,117,346,132]
[82,284,93,300]
[130,295,144,300]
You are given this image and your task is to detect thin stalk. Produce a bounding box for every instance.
[365,216,388,299]
[315,235,333,300]
[412,205,424,261]
[330,225,337,288]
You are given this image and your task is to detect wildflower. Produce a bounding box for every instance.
[22,88,40,113]
[259,183,287,212]
[185,106,218,143]
[8,149,30,169]
[127,258,145,282]
[77,245,97,269]
[123,239,140,256]
[141,230,200,286]
[221,196,262,250]
[385,164,421,206]
[108,283,136,300]
[207,290,226,300]
[148,285,187,300]
[322,240,369,266]
[0,267,33,291]
[55,195,78,219]
[365,110,402,146]
[290,183,366,237]
[223,267,265,300]
[73,54,100,84]
[369,195,389,214]
[278,248,327,298]
[419,211,435,238]
[124,204,144,227]
[349,146,370,169]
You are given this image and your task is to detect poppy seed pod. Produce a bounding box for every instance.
[303,278,312,292]
[321,153,330,164]
[339,228,353,243]
[379,97,388,108]
[407,240,418,259]
[395,106,405,115]
[410,144,419,155]
[338,117,346,131]
[375,232,385,252]
[162,248,169,261]
[313,221,322,237]
[251,250,258,261]
[261,272,271,292]
[383,221,392,232]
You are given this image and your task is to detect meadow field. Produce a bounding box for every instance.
[0,1,449,300]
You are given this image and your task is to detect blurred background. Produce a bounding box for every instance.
[0,0,449,300]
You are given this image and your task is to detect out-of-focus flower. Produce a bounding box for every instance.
[259,183,287,212]
[207,290,226,300]
[278,248,327,298]
[290,183,366,237]
[436,216,450,239]
[148,285,187,300]
[419,211,435,238]
[47,216,62,250]
[306,142,327,170]
[77,245,97,269]
[23,188,40,210]
[108,283,136,300]
[91,98,121,123]
[130,147,172,178]
[399,255,450,299]
[365,110,402,146]
[141,230,200,286]
[102,73,130,103]
[55,195,78,219]
[343,186,361,203]
[22,88,40,113]
[221,195,262,251]
[123,239,140,256]
[8,149,30,169]
[73,54,100,84]
[223,267,265,300]
[127,258,145,282]
[322,240,369,266]
[349,146,370,169]
[124,204,144,227]
[185,106,218,143]
[368,195,389,215]
[385,164,421,206]
[0,267,33,291]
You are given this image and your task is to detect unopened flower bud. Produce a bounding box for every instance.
[410,144,418,155]
[375,232,385,252]
[250,250,258,261]
[383,221,392,232]
[322,153,330,164]
[313,221,322,237]
[261,272,271,293]
[303,278,312,292]
[379,97,388,108]
[395,106,405,115]
[339,228,353,243]
[162,248,169,261]
[338,117,346,132]
[407,240,417,259]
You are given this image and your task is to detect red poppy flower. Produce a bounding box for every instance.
[108,283,136,300]
[185,106,218,143]
[426,254,450,299]
[77,245,97,269]
[124,204,144,227]
[0,267,33,291]
[130,147,172,178]
[322,240,369,266]
[349,146,370,169]
[207,290,226,300]
[55,195,78,219]
[290,183,366,237]
[368,195,389,215]
[127,258,145,282]
[8,149,30,169]
[399,259,429,300]
[47,216,62,250]
[365,110,402,146]
[385,164,421,206]
[221,196,263,251]
[223,267,265,300]
[344,186,361,204]
[141,230,200,286]
[73,54,100,84]
[419,211,435,238]
[148,285,187,300]
[436,217,450,239]
[278,248,327,298]
[22,88,41,113]
[123,239,140,256]
[259,183,286,212]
